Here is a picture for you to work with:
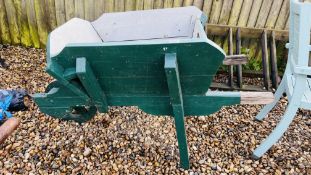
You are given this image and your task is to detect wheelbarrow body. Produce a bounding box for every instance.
[32,7,272,169]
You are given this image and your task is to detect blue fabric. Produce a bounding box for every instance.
[0,95,13,121]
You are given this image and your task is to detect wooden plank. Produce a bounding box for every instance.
[251,0,273,64]
[4,0,20,44]
[218,0,233,25]
[144,0,154,10]
[261,30,270,90]
[54,0,66,26]
[206,24,290,41]
[183,0,193,6]
[234,0,253,59]
[136,0,143,10]
[193,0,203,9]
[202,0,213,17]
[202,0,213,35]
[76,57,108,113]
[246,0,263,27]
[242,0,266,60]
[154,0,164,9]
[214,0,233,48]
[94,0,104,18]
[265,0,283,29]
[228,0,243,26]
[125,0,135,11]
[237,0,253,27]
[223,54,248,65]
[75,0,85,19]
[164,0,173,8]
[85,0,95,20]
[236,28,242,88]
[255,0,273,28]
[26,0,40,48]
[173,0,183,7]
[216,0,233,51]
[34,0,48,47]
[274,0,289,30]
[46,0,57,30]
[0,0,11,44]
[114,0,124,12]
[209,0,222,24]
[104,0,114,13]
[270,31,279,89]
[240,92,274,104]
[65,0,75,21]
[284,15,290,30]
[14,0,31,46]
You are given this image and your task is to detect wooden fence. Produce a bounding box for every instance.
[0,0,310,57]
[1,0,311,91]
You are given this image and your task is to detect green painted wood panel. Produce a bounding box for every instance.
[33,38,242,120]
[51,41,225,96]
[34,85,240,118]
[34,34,244,122]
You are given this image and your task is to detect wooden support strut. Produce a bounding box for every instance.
[223,54,248,65]
[270,31,279,89]
[236,28,243,88]
[76,57,108,113]
[164,53,189,169]
[228,28,234,88]
[261,30,270,90]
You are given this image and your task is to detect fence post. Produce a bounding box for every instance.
[261,30,270,90]
[270,31,278,89]
[228,28,234,88]
[236,28,242,88]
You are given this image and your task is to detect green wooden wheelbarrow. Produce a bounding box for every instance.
[32,7,273,169]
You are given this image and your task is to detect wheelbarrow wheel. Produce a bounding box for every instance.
[63,105,97,123]
[45,81,62,93]
[36,80,97,123]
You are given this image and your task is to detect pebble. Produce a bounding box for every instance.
[83,147,92,157]
[198,159,205,164]
[24,153,30,160]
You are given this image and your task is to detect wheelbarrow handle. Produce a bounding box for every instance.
[240,92,274,105]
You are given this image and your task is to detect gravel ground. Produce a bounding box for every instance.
[0,45,310,174]
[213,74,265,87]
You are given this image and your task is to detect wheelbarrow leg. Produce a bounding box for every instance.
[164,53,189,169]
[76,57,108,113]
